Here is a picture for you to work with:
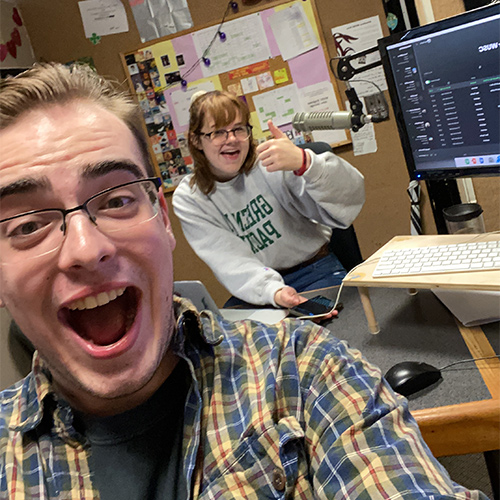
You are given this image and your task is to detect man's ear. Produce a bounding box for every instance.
[0,278,5,308]
[158,190,176,250]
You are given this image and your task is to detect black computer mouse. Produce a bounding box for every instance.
[384,361,442,397]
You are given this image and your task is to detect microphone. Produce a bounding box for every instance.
[292,110,372,132]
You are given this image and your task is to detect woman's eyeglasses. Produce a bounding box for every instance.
[199,125,252,145]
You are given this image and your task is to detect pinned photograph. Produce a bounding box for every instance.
[257,71,274,90]
[127,63,139,76]
[176,54,185,67]
[227,82,243,96]
[165,71,182,85]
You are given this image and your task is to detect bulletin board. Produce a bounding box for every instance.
[121,0,350,192]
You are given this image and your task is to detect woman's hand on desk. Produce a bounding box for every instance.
[275,286,302,309]
[275,286,338,322]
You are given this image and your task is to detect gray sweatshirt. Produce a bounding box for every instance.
[172,149,365,306]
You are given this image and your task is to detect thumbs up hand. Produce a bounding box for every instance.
[267,120,287,139]
[256,120,310,173]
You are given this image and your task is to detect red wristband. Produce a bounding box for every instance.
[294,149,308,176]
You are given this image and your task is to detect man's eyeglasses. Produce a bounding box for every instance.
[0,177,162,264]
[199,125,252,145]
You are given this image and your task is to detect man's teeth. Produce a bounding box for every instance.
[68,287,126,311]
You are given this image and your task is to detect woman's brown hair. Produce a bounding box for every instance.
[188,90,257,195]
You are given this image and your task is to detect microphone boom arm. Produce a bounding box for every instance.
[292,45,387,134]
[336,45,381,81]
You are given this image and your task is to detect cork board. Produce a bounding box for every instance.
[120,0,349,192]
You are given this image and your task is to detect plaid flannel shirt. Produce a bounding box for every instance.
[0,297,489,499]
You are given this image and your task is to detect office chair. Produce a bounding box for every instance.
[297,142,363,271]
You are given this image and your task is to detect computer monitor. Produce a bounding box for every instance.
[378,4,500,181]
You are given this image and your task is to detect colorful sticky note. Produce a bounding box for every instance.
[274,68,289,85]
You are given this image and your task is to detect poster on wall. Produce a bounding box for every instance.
[129,0,193,43]
[123,0,349,192]
[125,50,195,189]
[78,0,129,39]
[0,1,35,69]
[331,15,388,98]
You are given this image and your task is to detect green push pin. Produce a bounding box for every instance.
[89,33,101,45]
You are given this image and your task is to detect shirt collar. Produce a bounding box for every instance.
[4,352,53,433]
[173,295,224,349]
[6,296,223,437]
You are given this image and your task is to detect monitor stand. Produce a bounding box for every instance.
[425,179,461,234]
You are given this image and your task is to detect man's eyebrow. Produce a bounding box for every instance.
[82,160,145,180]
[0,176,51,202]
[0,161,145,203]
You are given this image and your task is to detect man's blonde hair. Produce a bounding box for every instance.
[0,62,154,176]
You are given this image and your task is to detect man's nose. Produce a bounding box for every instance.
[57,212,117,272]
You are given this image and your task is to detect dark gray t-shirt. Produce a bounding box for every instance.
[75,361,190,500]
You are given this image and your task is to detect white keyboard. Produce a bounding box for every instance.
[373,239,500,278]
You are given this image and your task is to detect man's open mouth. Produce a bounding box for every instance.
[61,287,139,346]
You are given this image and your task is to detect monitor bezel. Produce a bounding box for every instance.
[378,4,500,181]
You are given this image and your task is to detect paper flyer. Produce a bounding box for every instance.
[299,82,347,144]
[193,13,272,78]
[78,0,128,38]
[253,84,302,130]
[268,2,318,61]
[331,15,387,97]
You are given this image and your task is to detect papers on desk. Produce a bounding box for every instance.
[173,280,288,324]
[220,308,288,324]
[433,289,500,326]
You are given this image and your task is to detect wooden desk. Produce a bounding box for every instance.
[307,268,500,462]
[412,320,500,457]
[341,234,500,459]
[343,234,500,335]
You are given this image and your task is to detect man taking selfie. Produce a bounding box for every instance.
[0,63,489,499]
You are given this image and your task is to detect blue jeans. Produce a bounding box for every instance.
[282,253,345,291]
[223,252,345,308]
